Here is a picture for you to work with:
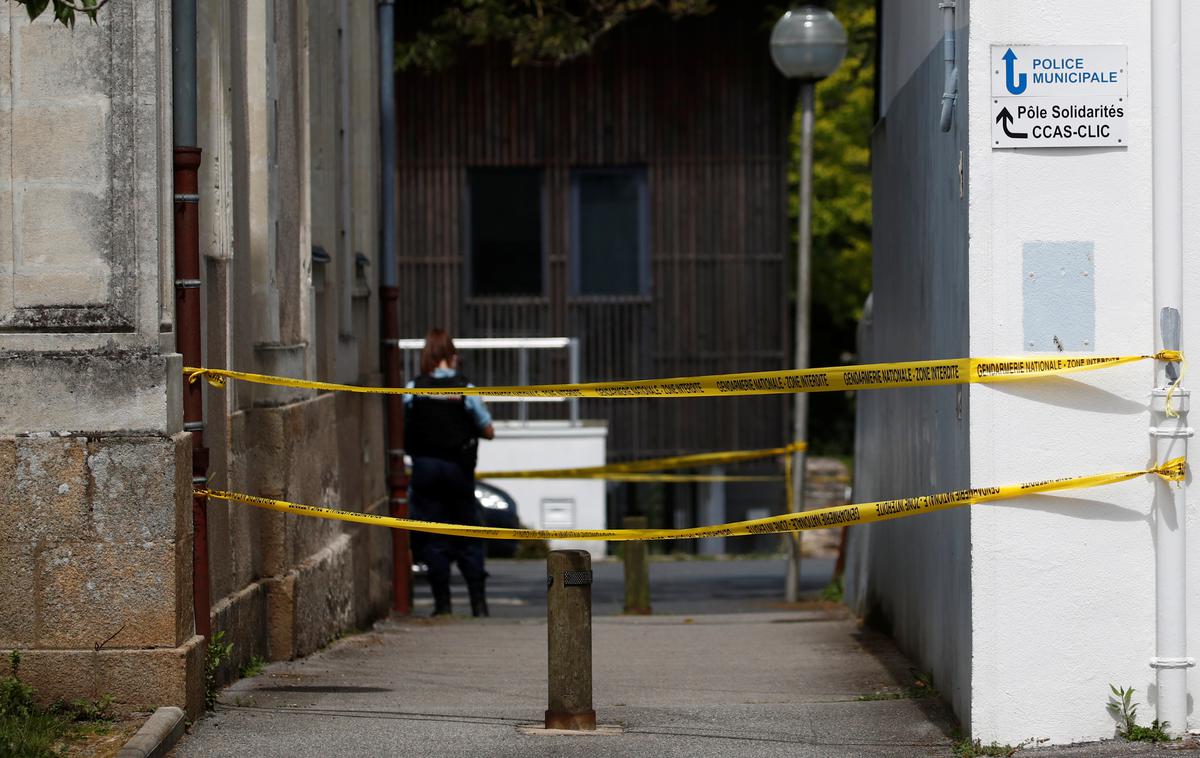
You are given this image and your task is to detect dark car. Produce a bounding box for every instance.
[414,481,522,574]
[475,481,520,558]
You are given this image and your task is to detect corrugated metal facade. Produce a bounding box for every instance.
[394,3,793,462]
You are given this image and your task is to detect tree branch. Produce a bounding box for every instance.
[95,621,126,651]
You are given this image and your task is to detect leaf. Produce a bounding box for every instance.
[52,2,75,28]
[81,0,99,25]
[24,0,52,22]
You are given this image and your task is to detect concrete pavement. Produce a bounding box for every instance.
[172,558,1186,757]
[175,608,960,757]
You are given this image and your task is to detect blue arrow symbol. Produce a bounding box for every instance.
[1003,48,1027,95]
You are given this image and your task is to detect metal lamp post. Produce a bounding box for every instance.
[770,6,847,602]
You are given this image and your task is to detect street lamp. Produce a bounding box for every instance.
[770,6,847,602]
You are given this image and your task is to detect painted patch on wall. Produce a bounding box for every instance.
[1022,241,1095,352]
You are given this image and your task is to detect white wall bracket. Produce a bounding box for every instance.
[1150,657,1196,669]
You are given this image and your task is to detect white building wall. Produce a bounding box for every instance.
[966,1,1191,744]
[845,0,973,726]
[857,0,1198,744]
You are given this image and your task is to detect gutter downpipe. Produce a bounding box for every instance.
[172,0,210,639]
[378,0,411,615]
[938,0,957,132]
[1150,0,1192,735]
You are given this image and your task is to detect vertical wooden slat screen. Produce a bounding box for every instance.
[395,2,791,462]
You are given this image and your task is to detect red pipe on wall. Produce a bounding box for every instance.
[382,286,411,615]
[174,146,211,638]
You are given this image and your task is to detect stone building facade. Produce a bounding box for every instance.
[0,1,391,716]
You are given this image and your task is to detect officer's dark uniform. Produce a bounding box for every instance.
[406,373,489,616]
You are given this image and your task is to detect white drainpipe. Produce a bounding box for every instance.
[938,0,957,132]
[1150,0,1192,736]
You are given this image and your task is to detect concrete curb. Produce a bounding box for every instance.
[115,706,186,758]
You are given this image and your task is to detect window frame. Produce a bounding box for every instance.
[464,167,549,302]
[569,166,651,299]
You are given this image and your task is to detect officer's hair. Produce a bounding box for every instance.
[420,327,458,375]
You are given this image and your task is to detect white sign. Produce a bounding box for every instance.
[991,45,1127,148]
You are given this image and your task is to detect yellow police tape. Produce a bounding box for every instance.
[198,457,1185,542]
[475,441,805,481]
[526,473,782,482]
[185,351,1181,400]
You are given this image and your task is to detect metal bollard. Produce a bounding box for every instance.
[622,517,651,615]
[545,550,596,731]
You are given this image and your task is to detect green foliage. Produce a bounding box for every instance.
[0,652,113,758]
[783,0,876,455]
[820,575,843,603]
[1124,721,1172,743]
[806,0,875,332]
[952,738,1021,757]
[1107,684,1173,743]
[1106,683,1137,734]
[205,631,234,711]
[7,0,107,28]
[239,655,267,680]
[396,0,713,71]
[50,694,112,723]
[0,711,68,758]
[856,669,937,702]
[0,653,34,721]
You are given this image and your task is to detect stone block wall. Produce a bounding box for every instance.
[0,0,392,718]
[192,0,392,692]
[0,433,202,713]
[206,393,389,678]
[0,1,204,718]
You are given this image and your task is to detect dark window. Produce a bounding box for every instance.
[571,168,648,296]
[468,169,543,297]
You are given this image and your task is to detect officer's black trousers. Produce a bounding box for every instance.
[410,456,487,607]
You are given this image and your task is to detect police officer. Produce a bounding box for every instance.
[405,328,495,617]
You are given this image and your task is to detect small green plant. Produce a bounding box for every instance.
[0,652,116,757]
[1106,684,1172,743]
[239,655,267,679]
[820,576,844,603]
[205,631,234,710]
[1124,721,1172,743]
[0,651,66,758]
[952,738,1020,757]
[51,694,113,723]
[0,652,35,720]
[0,711,69,758]
[856,669,937,702]
[1106,683,1138,734]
